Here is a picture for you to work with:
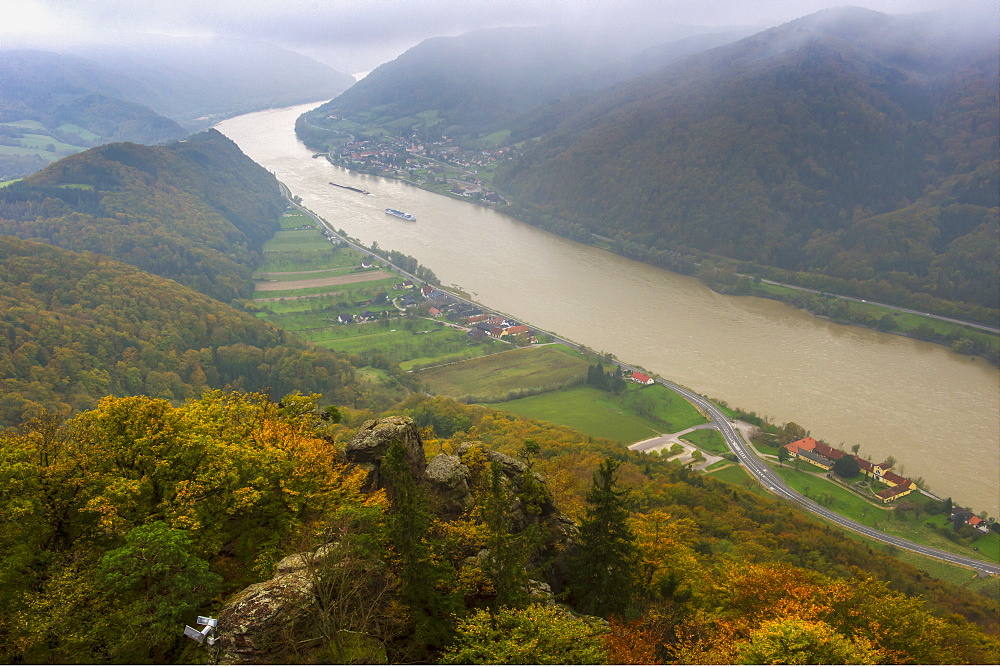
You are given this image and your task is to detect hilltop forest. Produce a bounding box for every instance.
[1,393,998,663]
[0,130,284,302]
[0,133,415,425]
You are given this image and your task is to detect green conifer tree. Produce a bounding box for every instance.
[569,458,639,618]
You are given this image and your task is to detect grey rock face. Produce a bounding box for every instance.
[344,416,426,489]
[424,453,472,517]
[215,564,315,664]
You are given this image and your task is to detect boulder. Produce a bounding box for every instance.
[215,564,316,664]
[424,453,472,517]
[344,416,426,490]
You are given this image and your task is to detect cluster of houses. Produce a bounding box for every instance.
[784,437,917,504]
[462,312,536,343]
[334,308,393,324]
[322,128,512,203]
[334,276,539,345]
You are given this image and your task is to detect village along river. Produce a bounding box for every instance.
[217,103,1000,518]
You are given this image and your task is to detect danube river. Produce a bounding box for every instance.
[217,103,1000,518]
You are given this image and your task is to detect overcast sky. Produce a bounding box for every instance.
[0,0,986,74]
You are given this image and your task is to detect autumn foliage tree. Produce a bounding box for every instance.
[0,390,370,663]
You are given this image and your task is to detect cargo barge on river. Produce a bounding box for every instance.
[329,181,370,195]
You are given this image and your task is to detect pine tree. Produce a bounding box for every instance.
[569,458,639,618]
[381,440,461,656]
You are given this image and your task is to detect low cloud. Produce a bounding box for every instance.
[1,0,982,73]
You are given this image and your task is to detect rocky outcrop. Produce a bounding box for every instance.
[424,453,472,516]
[344,415,426,490]
[215,553,319,664]
[216,416,578,664]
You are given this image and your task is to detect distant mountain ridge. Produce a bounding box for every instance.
[300,24,750,144]
[0,38,354,179]
[495,7,999,314]
[60,35,355,129]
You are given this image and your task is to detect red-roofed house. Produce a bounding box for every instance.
[785,437,840,470]
[630,371,654,385]
[785,437,819,454]
[813,441,846,461]
[968,515,990,533]
[505,325,529,336]
[881,471,913,488]
[875,486,913,503]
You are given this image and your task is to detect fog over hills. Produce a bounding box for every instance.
[493,7,999,313]
[305,24,755,141]
[292,5,997,319]
[0,36,353,179]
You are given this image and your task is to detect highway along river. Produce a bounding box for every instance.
[217,103,1000,518]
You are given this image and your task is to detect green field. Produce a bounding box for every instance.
[705,463,756,487]
[485,381,709,445]
[680,427,729,453]
[0,121,89,162]
[263,229,338,252]
[250,212,506,368]
[418,345,590,402]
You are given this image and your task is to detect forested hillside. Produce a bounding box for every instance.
[496,7,999,319]
[0,129,283,301]
[0,235,404,426]
[1,393,997,663]
[298,25,747,146]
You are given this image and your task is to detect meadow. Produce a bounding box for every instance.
[481,378,709,444]
[252,212,506,367]
[416,344,591,403]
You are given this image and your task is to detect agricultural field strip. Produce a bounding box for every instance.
[258,267,363,277]
[254,270,395,291]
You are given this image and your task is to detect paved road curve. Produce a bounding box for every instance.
[284,185,999,577]
[616,363,1000,577]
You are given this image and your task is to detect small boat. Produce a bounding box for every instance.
[385,208,417,221]
[329,181,371,195]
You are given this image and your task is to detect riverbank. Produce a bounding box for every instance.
[314,150,999,365]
